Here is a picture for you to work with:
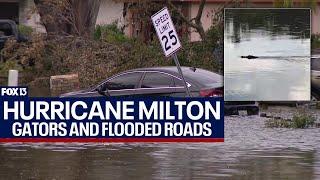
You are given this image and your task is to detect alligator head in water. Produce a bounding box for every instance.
[241,55,258,59]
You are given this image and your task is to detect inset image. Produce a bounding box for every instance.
[224,8,310,101]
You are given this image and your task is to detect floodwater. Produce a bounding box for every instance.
[224,9,310,101]
[0,116,319,180]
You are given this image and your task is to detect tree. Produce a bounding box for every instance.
[116,0,208,41]
[166,0,207,40]
[273,0,317,9]
[273,0,294,7]
[34,0,101,37]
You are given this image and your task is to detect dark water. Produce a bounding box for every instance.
[224,9,310,101]
[0,116,319,180]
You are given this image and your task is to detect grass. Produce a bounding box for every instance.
[265,118,291,128]
[265,112,315,128]
[291,113,315,128]
[18,25,33,36]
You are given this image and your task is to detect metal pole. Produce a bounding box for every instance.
[8,70,18,86]
[172,53,191,97]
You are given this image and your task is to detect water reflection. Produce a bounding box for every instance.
[225,9,310,43]
[224,9,310,101]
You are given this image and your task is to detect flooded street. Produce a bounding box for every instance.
[0,7,317,180]
[224,9,310,101]
[0,115,319,180]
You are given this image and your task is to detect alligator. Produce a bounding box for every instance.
[240,55,259,59]
[240,55,312,60]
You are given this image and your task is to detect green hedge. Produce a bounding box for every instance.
[94,23,129,43]
[1,23,223,88]
[18,25,33,36]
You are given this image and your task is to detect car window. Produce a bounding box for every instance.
[174,77,186,87]
[104,72,142,90]
[141,72,174,88]
[183,68,222,87]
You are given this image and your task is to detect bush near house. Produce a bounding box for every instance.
[18,25,33,37]
[0,24,223,88]
[94,23,129,43]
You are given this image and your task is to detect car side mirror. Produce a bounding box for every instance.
[96,85,109,97]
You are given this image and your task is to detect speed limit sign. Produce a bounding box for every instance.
[151,7,182,57]
[151,7,191,96]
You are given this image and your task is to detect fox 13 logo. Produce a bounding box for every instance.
[0,87,28,97]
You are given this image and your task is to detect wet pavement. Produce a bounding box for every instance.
[0,114,319,180]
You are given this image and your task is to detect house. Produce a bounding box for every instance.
[0,0,319,40]
[96,0,320,41]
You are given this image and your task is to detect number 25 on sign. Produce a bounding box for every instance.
[151,7,182,57]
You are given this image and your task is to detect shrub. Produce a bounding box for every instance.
[292,113,315,128]
[18,25,33,36]
[265,112,315,128]
[0,60,22,77]
[265,118,291,128]
[94,23,129,43]
[1,22,223,89]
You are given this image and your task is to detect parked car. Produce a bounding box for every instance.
[61,66,259,115]
[0,19,28,50]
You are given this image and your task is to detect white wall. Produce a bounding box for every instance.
[96,0,124,27]
[189,3,220,41]
[19,0,46,33]
[312,6,320,34]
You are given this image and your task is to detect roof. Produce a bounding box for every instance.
[127,66,222,84]
[129,66,207,75]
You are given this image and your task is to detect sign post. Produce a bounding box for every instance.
[151,7,191,97]
[172,54,191,96]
